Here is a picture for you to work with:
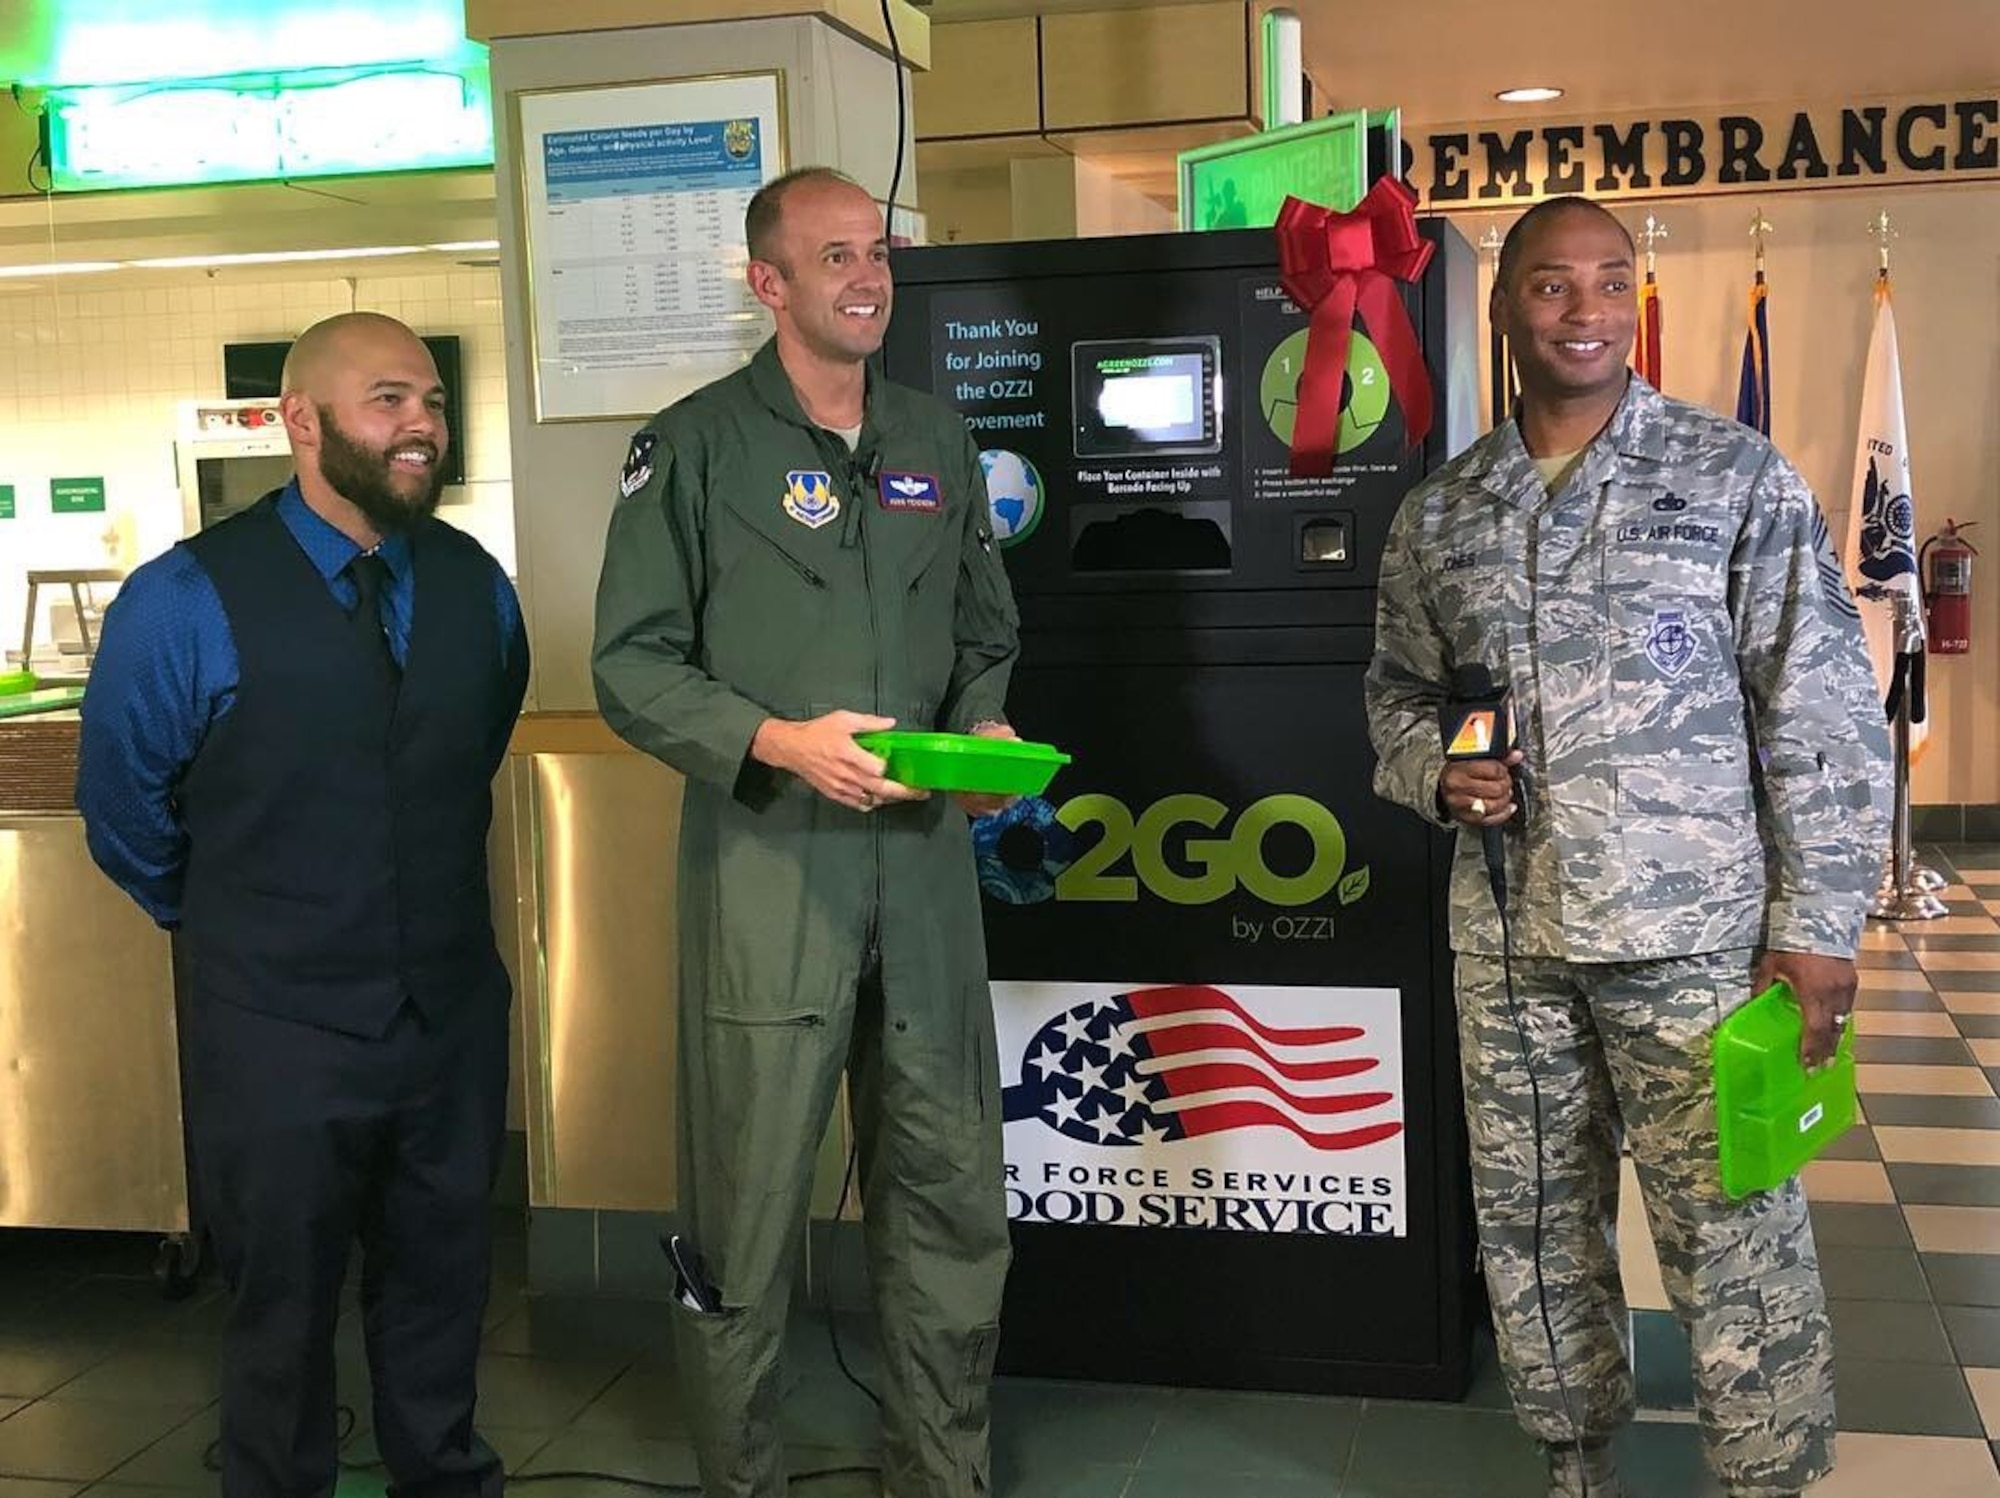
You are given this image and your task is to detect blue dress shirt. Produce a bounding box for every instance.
[75,482,527,927]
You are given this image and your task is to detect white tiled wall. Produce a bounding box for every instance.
[0,266,515,665]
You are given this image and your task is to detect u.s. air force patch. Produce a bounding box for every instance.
[783,470,839,529]
[620,432,657,499]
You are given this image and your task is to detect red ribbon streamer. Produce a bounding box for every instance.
[1275,179,1436,477]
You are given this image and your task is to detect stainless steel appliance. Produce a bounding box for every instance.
[174,398,293,535]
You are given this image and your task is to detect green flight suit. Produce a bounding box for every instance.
[592,338,1020,1498]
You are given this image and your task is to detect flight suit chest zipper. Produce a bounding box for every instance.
[722,505,826,588]
[852,451,886,959]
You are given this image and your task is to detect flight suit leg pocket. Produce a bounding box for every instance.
[963,981,1001,1129]
[696,997,841,1306]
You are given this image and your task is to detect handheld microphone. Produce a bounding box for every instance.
[1440,663,1517,913]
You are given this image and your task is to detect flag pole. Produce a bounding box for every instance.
[1873,594,1946,922]
[1479,223,1510,430]
[1863,209,1948,897]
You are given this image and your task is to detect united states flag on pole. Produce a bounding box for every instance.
[1001,984,1404,1152]
[1844,272,1927,756]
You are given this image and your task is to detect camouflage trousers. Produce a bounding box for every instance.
[1454,949,1835,1497]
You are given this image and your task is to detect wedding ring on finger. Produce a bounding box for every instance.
[859,791,875,812]
[1469,796,1486,816]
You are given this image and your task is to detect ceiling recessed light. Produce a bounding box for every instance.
[0,261,121,279]
[1496,86,1564,104]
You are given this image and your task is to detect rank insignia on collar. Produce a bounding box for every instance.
[783,470,840,529]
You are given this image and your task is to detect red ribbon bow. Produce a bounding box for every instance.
[1274,178,1436,477]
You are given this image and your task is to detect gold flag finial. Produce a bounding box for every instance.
[1870,209,1896,274]
[1637,212,1668,274]
[1750,208,1774,266]
[1477,223,1504,270]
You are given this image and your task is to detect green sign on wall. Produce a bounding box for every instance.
[50,476,106,514]
[0,485,14,520]
[1179,110,1370,231]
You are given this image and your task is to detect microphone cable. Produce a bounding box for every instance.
[1482,812,1592,1496]
[878,0,907,237]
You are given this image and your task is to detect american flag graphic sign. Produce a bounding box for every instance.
[994,982,1409,1236]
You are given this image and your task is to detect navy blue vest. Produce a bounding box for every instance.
[177,495,510,1037]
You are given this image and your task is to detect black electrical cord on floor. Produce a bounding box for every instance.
[878,0,907,233]
[201,1395,882,1491]
[1493,889,1592,1498]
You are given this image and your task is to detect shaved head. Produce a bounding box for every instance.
[281,311,431,400]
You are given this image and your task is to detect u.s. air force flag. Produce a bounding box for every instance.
[1843,273,1927,756]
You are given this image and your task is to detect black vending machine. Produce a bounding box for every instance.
[883,222,1482,1399]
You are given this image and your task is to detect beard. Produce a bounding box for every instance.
[316,405,444,533]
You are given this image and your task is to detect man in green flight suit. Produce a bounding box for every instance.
[591,165,1021,1498]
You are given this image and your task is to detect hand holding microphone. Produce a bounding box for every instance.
[1438,664,1523,912]
[1440,756,1521,829]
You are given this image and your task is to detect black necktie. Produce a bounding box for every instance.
[346,552,400,681]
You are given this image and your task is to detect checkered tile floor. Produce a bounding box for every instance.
[1618,843,2000,1495]
[2,847,1997,1496]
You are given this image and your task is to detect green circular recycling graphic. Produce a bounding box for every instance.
[1260,328,1392,455]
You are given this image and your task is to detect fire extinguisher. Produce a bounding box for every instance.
[1919,519,1978,654]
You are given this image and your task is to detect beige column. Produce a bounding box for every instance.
[466,0,928,709]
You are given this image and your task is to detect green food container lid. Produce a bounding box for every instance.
[854,730,1071,796]
[0,669,36,697]
[1714,980,1857,1199]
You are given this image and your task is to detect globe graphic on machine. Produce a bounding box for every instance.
[978,448,1045,547]
[1260,327,1393,455]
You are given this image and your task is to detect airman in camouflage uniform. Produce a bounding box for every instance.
[1364,198,1890,1498]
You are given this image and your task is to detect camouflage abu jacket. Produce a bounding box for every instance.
[1365,375,1891,962]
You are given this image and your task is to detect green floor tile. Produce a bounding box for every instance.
[1827,1299,1956,1363]
[1611,1421,1728,1498]
[1855,1037,1977,1066]
[1923,1252,2000,1308]
[1834,1358,1983,1436]
[1940,1305,2000,1365]
[0,1401,191,1484]
[1859,950,1922,971]
[1807,1203,1914,1248]
[1633,1311,1695,1411]
[1816,1247,1932,1302]
[991,1378,1166,1466]
[1857,1095,2000,1129]
[1853,989,1947,1013]
[1887,1164,2000,1207]
[1137,1388,1361,1479]
[1342,1404,1544,1495]
[516,1428,702,1488]
[1819,1127,1883,1162]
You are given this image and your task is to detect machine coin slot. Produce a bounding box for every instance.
[1298,515,1354,568]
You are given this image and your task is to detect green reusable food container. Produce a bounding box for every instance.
[1714,980,1857,1199]
[854,731,1071,796]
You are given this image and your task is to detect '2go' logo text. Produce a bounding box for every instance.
[974,792,1370,940]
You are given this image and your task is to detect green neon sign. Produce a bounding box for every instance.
[44,61,494,192]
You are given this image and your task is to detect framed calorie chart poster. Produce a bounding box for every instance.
[513,71,787,422]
